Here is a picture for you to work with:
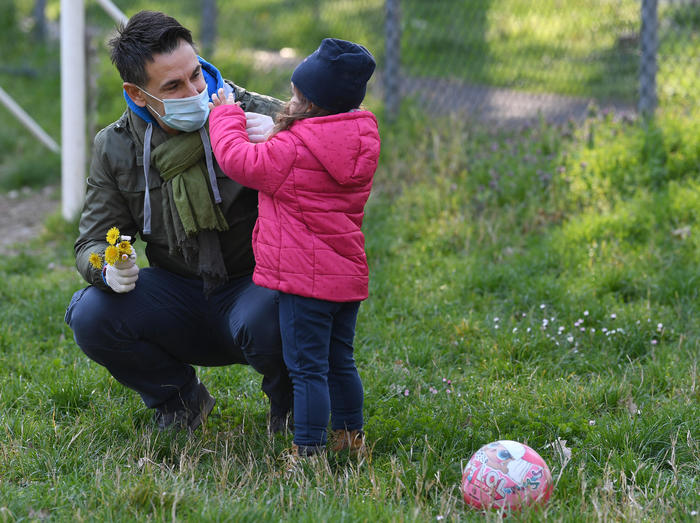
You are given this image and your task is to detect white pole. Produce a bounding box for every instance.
[60,0,86,221]
[93,0,128,25]
[0,86,60,153]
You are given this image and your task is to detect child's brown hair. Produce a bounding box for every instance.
[270,86,333,137]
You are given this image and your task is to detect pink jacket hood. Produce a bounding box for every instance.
[288,111,378,187]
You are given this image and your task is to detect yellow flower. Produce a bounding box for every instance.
[104,245,119,265]
[117,240,133,257]
[89,252,103,269]
[106,227,120,245]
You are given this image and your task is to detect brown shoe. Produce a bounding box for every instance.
[330,429,365,453]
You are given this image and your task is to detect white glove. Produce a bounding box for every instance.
[245,112,274,143]
[104,252,139,293]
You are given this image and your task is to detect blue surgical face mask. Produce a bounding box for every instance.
[138,86,210,132]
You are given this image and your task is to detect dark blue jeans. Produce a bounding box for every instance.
[65,267,292,415]
[279,293,364,447]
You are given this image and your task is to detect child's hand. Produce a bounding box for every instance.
[209,87,237,109]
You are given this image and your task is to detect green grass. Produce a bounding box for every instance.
[2,102,700,520]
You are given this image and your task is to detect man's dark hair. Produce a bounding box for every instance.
[109,10,195,86]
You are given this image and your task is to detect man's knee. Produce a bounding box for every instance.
[65,287,108,344]
[231,285,282,352]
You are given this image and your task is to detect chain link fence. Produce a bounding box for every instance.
[657,0,700,108]
[189,0,697,125]
[380,0,699,123]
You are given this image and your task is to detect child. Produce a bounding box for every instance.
[208,38,380,457]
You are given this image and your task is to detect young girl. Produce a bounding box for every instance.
[208,38,380,457]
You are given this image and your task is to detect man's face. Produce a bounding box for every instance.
[124,39,206,133]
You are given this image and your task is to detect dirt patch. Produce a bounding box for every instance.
[0,185,60,248]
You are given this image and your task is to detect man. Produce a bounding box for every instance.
[64,10,290,433]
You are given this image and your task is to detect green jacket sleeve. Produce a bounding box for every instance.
[74,125,139,291]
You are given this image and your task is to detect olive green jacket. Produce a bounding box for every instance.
[74,82,283,291]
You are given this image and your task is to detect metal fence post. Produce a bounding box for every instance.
[639,0,658,115]
[33,0,47,41]
[60,0,86,221]
[384,0,401,122]
[200,0,217,59]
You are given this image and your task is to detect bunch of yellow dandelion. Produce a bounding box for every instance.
[89,226,134,269]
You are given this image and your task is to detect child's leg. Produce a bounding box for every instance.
[328,301,363,432]
[278,293,334,449]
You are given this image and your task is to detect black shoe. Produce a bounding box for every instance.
[269,411,293,435]
[154,380,216,432]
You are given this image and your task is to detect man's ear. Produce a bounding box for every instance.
[123,82,147,107]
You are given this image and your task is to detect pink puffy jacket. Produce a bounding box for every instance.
[209,104,380,302]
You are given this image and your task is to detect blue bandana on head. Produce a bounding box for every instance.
[123,56,226,125]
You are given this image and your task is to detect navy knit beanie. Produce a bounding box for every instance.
[291,38,376,113]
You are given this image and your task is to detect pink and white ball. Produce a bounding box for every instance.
[461,440,552,512]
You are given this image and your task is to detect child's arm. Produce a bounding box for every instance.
[209,91,295,195]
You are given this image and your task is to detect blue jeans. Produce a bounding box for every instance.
[279,293,364,447]
[65,267,292,415]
